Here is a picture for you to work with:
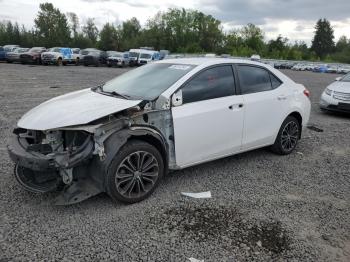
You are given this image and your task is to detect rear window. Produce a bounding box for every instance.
[237,65,281,94]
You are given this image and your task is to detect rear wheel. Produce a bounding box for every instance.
[106,140,164,204]
[271,116,300,155]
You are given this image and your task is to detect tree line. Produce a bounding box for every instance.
[0,2,349,63]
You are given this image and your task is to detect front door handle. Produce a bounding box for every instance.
[277,95,287,100]
[229,104,244,110]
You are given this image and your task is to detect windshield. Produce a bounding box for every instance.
[341,73,350,82]
[81,49,96,55]
[107,51,122,57]
[29,48,43,53]
[49,47,61,52]
[129,52,139,58]
[102,63,195,100]
[140,53,152,59]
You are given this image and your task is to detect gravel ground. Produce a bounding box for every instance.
[0,63,349,262]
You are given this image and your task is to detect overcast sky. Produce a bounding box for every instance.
[0,0,349,45]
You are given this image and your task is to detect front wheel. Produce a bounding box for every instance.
[106,140,164,204]
[271,116,300,155]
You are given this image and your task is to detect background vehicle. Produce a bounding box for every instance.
[5,48,29,63]
[20,47,46,64]
[82,49,107,67]
[71,48,82,64]
[106,51,129,67]
[137,50,160,65]
[159,50,170,60]
[8,58,311,205]
[1,45,19,61]
[320,73,350,113]
[41,47,76,66]
[0,46,5,61]
[128,49,140,66]
[3,45,19,52]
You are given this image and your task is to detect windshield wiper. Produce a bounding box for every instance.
[110,91,130,99]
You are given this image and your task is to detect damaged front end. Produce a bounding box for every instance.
[7,102,174,205]
[8,127,100,204]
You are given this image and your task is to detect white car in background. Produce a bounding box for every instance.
[320,73,350,113]
[8,58,311,205]
[137,50,160,65]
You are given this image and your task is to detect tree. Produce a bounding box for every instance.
[34,2,71,47]
[67,12,79,37]
[240,23,264,53]
[311,18,335,59]
[335,36,349,52]
[82,18,99,45]
[120,17,141,49]
[98,23,119,50]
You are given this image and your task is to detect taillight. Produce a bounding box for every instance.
[303,88,310,98]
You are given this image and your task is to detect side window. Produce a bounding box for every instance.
[270,73,282,89]
[182,65,235,104]
[237,65,275,94]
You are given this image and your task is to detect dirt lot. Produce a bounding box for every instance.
[0,63,349,262]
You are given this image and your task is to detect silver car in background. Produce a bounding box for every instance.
[106,51,130,67]
[6,48,29,63]
[320,73,350,113]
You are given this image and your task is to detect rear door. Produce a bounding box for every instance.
[172,65,244,168]
[235,64,291,150]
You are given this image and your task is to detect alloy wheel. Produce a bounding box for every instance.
[115,151,159,199]
[281,121,299,151]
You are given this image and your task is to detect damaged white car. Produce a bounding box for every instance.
[8,58,311,205]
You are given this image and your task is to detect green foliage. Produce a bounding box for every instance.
[82,18,99,45]
[34,3,71,47]
[0,4,349,64]
[311,18,335,59]
[98,23,120,51]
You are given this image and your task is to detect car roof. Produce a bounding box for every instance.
[157,57,267,67]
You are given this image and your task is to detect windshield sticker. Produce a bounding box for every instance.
[169,65,191,70]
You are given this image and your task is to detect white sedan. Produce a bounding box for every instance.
[320,73,350,113]
[8,58,311,205]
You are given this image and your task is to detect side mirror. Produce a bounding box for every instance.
[335,77,341,81]
[172,90,183,107]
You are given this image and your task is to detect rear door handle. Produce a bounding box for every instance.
[277,95,287,100]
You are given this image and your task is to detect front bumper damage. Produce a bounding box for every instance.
[8,117,131,205]
[7,128,102,205]
[7,99,175,205]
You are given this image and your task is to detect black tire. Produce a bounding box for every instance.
[14,164,60,193]
[106,140,164,204]
[271,116,300,155]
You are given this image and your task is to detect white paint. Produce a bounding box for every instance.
[17,89,141,131]
[172,95,244,167]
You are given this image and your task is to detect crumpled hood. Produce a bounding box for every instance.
[328,81,350,93]
[18,88,141,131]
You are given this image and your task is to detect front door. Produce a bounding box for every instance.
[172,65,244,168]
